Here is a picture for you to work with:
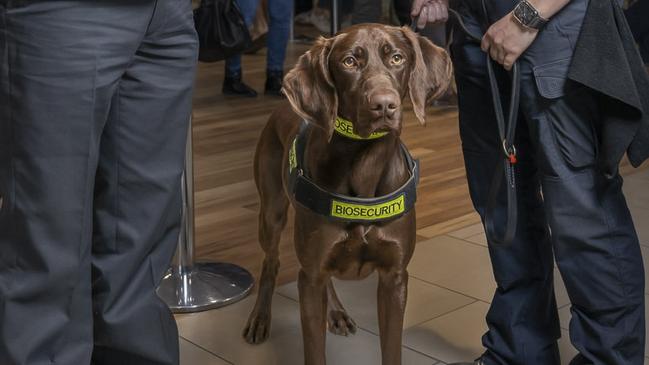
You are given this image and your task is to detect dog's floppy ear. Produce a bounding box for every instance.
[283,36,338,141]
[402,27,453,126]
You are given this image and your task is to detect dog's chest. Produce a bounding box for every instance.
[325,225,400,280]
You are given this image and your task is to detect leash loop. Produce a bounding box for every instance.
[440,3,521,246]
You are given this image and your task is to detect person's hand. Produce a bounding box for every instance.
[481,12,539,71]
[411,0,449,29]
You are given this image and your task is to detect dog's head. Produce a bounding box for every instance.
[283,24,453,140]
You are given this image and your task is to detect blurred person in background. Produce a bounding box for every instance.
[223,0,293,97]
[294,0,353,33]
[352,0,412,25]
[294,0,414,34]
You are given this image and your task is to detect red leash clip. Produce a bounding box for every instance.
[509,153,517,164]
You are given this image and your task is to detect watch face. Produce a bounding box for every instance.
[515,1,537,26]
[521,4,533,22]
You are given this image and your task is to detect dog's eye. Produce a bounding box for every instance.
[342,56,357,68]
[391,54,405,65]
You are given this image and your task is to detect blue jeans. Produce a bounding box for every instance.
[225,0,293,74]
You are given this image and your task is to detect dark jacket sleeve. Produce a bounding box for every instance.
[567,0,649,175]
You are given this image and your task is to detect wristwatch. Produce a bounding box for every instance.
[513,0,549,30]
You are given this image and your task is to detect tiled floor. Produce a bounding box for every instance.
[177,168,649,365]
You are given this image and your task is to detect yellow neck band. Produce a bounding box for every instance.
[333,117,389,140]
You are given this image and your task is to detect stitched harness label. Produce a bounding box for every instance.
[330,195,406,221]
[334,117,388,140]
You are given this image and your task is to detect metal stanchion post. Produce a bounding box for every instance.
[157,119,254,313]
[290,6,295,41]
[330,0,339,35]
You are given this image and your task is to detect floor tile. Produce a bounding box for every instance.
[447,224,485,240]
[403,301,489,363]
[628,168,649,182]
[417,212,482,238]
[465,231,488,247]
[624,177,649,210]
[558,304,571,331]
[558,329,578,365]
[408,235,496,302]
[177,294,437,365]
[277,274,476,334]
[180,338,231,365]
[554,268,571,308]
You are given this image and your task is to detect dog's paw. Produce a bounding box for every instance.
[243,312,271,344]
[327,310,357,337]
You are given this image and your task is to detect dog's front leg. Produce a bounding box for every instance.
[377,269,408,365]
[298,270,328,365]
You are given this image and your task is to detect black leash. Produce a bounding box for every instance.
[413,3,520,246]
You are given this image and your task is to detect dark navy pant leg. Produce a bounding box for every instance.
[519,63,646,365]
[452,1,646,363]
[450,9,561,365]
[517,1,646,361]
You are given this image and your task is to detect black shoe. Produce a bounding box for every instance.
[222,72,257,97]
[264,69,284,97]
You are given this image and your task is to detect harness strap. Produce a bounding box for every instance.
[288,121,420,223]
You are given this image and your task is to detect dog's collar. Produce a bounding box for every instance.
[288,121,419,223]
[334,117,389,140]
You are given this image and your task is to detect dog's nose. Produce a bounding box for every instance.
[369,91,400,119]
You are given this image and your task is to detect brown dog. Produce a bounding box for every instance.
[243,24,452,365]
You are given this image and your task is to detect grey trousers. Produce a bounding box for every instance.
[0,1,198,364]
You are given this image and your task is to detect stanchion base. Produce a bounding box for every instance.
[157,262,254,313]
